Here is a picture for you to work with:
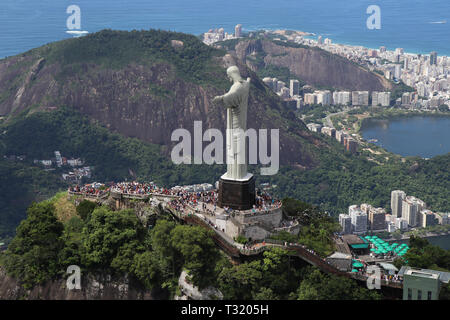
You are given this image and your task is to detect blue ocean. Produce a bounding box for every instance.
[0,0,449,59]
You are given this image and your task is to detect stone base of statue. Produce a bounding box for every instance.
[218,173,256,210]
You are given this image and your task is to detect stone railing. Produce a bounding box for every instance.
[68,190,109,199]
[237,203,282,217]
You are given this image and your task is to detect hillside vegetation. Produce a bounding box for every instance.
[0,196,381,300]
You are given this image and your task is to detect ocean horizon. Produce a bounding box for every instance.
[1,0,449,59]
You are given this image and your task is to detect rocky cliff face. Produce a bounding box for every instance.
[0,30,325,168]
[0,267,158,300]
[232,39,393,91]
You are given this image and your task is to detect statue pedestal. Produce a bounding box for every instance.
[218,174,255,211]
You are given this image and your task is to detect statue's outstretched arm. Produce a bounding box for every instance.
[213,83,240,107]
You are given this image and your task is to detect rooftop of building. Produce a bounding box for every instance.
[399,266,450,282]
[342,234,365,245]
[327,252,352,260]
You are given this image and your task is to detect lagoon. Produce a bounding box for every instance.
[361,116,450,158]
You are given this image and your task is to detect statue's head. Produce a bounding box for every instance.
[226,66,242,83]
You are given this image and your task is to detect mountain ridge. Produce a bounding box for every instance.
[0,29,325,168]
[218,38,393,91]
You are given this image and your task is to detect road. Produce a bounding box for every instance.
[323,107,350,128]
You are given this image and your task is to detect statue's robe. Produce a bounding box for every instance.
[221,78,250,180]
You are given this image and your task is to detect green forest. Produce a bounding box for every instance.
[35,29,228,88]
[0,196,381,300]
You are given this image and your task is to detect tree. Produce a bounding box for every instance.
[399,236,450,271]
[132,251,161,290]
[81,207,146,273]
[260,248,300,297]
[297,268,381,300]
[3,202,64,288]
[282,198,318,222]
[270,230,298,243]
[392,230,402,240]
[58,216,85,267]
[76,200,97,220]
[217,248,303,300]
[253,287,279,300]
[218,260,263,300]
[439,283,450,300]
[169,225,220,289]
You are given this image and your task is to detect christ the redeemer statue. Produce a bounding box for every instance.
[213,66,252,181]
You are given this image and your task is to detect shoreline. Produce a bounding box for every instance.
[358,111,450,159]
[326,108,450,160]
[239,25,450,57]
[358,111,450,132]
[296,31,450,58]
[2,26,449,61]
[385,232,450,243]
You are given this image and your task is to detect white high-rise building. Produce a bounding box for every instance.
[372,92,391,107]
[333,91,351,105]
[369,207,387,231]
[315,90,332,105]
[360,203,372,214]
[349,205,367,233]
[289,79,300,97]
[372,92,379,107]
[435,212,449,225]
[395,217,408,231]
[54,151,63,167]
[339,214,352,234]
[379,92,391,107]
[402,92,411,105]
[276,80,285,92]
[402,196,426,227]
[279,87,290,99]
[387,223,397,233]
[391,190,406,217]
[404,57,410,70]
[430,51,438,65]
[394,64,402,79]
[234,24,242,38]
[395,48,404,55]
[420,209,436,228]
[352,91,369,106]
[304,93,317,105]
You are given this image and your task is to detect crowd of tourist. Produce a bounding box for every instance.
[249,194,282,214]
[110,181,157,195]
[70,181,282,224]
[70,181,279,210]
[68,183,108,196]
[350,259,403,284]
